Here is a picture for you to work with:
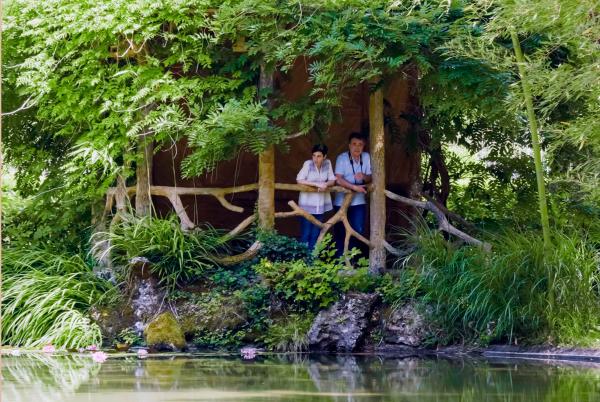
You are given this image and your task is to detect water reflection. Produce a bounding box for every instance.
[2,353,600,401]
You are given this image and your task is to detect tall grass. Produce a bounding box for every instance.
[96,214,228,289]
[398,225,600,346]
[262,314,314,352]
[2,248,115,349]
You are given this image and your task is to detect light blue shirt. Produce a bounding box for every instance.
[333,152,371,207]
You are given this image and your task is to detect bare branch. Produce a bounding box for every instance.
[2,96,36,116]
[286,131,306,140]
[385,189,490,250]
[214,241,262,266]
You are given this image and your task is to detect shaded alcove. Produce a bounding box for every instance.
[150,59,420,238]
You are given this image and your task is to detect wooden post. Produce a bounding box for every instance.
[257,63,275,230]
[135,136,153,216]
[369,82,386,274]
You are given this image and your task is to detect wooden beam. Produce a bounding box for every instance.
[385,190,490,251]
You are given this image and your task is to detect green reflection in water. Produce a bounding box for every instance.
[2,354,600,402]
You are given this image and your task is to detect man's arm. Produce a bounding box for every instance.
[354,173,372,184]
[336,174,367,193]
[357,153,372,183]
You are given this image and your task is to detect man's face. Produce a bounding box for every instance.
[349,138,365,158]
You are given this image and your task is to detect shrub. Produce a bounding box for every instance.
[209,260,258,291]
[193,329,246,349]
[116,328,144,347]
[254,236,358,310]
[375,271,421,305]
[343,264,380,293]
[256,231,311,262]
[254,258,343,310]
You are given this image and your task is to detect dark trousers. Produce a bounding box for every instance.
[333,204,366,257]
[300,213,325,250]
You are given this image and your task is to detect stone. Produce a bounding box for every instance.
[308,292,379,352]
[383,301,429,347]
[92,257,166,345]
[144,312,186,351]
[129,257,166,334]
[176,292,247,338]
[90,304,135,345]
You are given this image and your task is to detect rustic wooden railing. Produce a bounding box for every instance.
[104,182,487,265]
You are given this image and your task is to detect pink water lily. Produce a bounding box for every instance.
[240,347,257,360]
[137,349,149,358]
[91,351,108,363]
[42,345,56,354]
[86,344,99,351]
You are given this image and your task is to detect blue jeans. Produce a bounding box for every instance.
[334,204,366,257]
[300,214,325,250]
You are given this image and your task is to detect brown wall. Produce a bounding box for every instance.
[152,60,420,237]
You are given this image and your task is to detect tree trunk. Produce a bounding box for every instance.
[257,63,275,230]
[369,83,386,274]
[135,136,153,217]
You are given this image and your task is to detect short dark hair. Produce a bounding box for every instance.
[311,143,328,155]
[348,132,367,143]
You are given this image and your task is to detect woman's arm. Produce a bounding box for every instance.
[297,179,328,190]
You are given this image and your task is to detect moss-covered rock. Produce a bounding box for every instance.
[176,292,247,338]
[144,312,186,351]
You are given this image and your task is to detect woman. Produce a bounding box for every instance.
[296,144,336,249]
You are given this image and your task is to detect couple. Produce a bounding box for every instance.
[296,132,371,254]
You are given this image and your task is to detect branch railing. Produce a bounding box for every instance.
[104,183,488,265]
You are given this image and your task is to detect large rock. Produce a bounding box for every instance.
[383,302,429,347]
[90,257,159,344]
[92,257,167,345]
[308,292,379,352]
[176,292,247,338]
[144,312,186,351]
[129,257,166,334]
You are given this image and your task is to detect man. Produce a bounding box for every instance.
[333,132,372,256]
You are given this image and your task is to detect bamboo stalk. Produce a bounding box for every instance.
[511,30,554,326]
[510,30,552,250]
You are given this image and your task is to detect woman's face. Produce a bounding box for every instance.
[312,151,325,168]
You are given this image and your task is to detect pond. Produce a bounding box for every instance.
[2,353,600,401]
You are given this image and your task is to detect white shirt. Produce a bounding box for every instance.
[296,159,336,215]
[334,152,372,207]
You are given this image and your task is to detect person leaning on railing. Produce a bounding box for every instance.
[333,132,372,256]
[296,144,336,249]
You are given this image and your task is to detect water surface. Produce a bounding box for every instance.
[2,353,600,401]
